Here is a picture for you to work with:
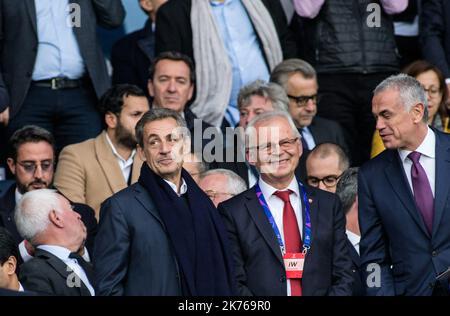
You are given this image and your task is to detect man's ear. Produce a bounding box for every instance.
[49,210,64,229]
[105,112,118,130]
[6,158,16,175]
[137,144,146,162]
[4,256,17,275]
[148,80,155,98]
[411,102,426,123]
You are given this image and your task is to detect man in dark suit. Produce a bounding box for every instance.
[16,189,94,296]
[218,110,353,296]
[359,74,450,296]
[155,0,297,127]
[270,59,349,157]
[0,126,97,259]
[93,108,236,296]
[111,0,168,93]
[335,168,365,296]
[0,0,125,152]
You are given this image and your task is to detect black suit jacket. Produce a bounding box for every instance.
[0,0,125,116]
[0,182,97,255]
[155,0,297,61]
[346,239,365,296]
[359,130,450,295]
[218,184,353,296]
[111,19,154,94]
[93,183,181,296]
[19,249,92,296]
[421,0,450,78]
[308,116,349,155]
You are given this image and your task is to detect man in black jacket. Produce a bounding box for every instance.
[0,126,97,260]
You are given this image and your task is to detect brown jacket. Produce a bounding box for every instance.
[54,131,143,219]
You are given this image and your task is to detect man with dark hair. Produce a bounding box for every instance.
[54,84,149,217]
[112,0,168,93]
[0,227,22,292]
[306,143,350,193]
[335,167,364,296]
[94,108,236,295]
[148,51,216,153]
[0,125,97,262]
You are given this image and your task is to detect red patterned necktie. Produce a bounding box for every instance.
[274,190,302,296]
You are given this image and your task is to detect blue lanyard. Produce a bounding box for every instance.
[255,180,312,254]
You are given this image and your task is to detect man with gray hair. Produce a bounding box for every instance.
[335,167,364,296]
[270,59,348,155]
[93,108,236,296]
[16,189,94,296]
[219,110,352,296]
[198,169,246,207]
[359,74,450,296]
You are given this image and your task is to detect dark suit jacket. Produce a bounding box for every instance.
[155,0,297,61]
[0,0,125,116]
[346,239,365,296]
[93,183,181,296]
[0,182,98,256]
[308,117,349,155]
[218,184,353,296]
[421,0,450,78]
[359,130,450,295]
[111,19,154,94]
[19,249,92,296]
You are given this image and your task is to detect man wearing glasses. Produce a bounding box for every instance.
[218,110,353,296]
[305,143,349,194]
[270,59,348,156]
[0,125,97,263]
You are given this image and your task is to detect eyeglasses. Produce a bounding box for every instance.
[251,137,299,154]
[287,94,318,107]
[307,173,343,188]
[205,190,235,200]
[17,160,54,174]
[423,87,442,97]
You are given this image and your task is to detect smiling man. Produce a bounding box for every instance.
[93,108,236,296]
[359,74,450,296]
[218,110,352,296]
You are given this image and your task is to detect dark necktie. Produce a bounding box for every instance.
[408,151,434,234]
[69,252,94,285]
[273,190,302,296]
[299,128,309,151]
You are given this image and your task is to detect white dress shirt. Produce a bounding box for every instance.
[105,133,136,183]
[398,127,436,197]
[37,245,95,296]
[346,230,361,255]
[18,282,24,292]
[164,178,188,196]
[258,176,303,296]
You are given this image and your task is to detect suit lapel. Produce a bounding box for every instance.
[302,186,318,270]
[432,133,450,237]
[95,132,128,194]
[25,0,37,36]
[346,239,361,267]
[384,151,430,237]
[133,184,166,230]
[245,188,284,265]
[131,154,143,183]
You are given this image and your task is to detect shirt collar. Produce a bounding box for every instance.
[346,230,361,248]
[398,127,435,163]
[210,0,231,6]
[164,178,188,196]
[37,245,72,261]
[105,133,136,164]
[18,282,24,292]
[258,176,299,199]
[15,188,23,206]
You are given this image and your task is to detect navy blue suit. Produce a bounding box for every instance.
[218,183,353,296]
[359,130,450,295]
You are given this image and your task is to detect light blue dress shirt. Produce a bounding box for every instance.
[210,0,270,126]
[32,0,85,80]
[301,127,316,150]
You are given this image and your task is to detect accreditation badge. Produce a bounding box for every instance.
[283,252,305,279]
